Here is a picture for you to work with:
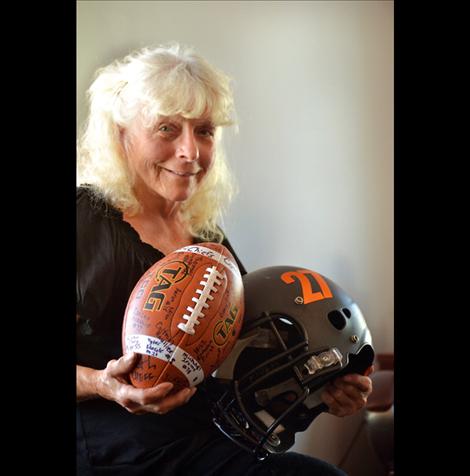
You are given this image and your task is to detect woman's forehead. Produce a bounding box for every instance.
[156,114,214,125]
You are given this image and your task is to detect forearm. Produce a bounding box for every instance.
[77,365,101,402]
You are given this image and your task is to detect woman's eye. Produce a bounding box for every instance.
[156,124,179,137]
[198,128,215,137]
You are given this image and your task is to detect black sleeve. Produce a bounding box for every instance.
[76,187,117,321]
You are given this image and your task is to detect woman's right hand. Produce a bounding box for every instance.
[95,352,197,415]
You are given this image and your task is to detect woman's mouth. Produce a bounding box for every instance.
[159,166,198,177]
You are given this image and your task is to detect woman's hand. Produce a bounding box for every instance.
[96,352,197,415]
[321,367,374,417]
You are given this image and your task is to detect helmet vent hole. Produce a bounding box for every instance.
[342,308,351,318]
[328,310,346,330]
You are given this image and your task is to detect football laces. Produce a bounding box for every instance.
[178,266,224,335]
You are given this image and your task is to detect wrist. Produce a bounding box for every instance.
[77,365,102,402]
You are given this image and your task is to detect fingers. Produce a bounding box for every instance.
[124,386,198,415]
[341,373,373,394]
[321,373,373,417]
[106,352,138,378]
[145,386,198,415]
[321,386,357,417]
[152,385,197,415]
[120,381,174,408]
[102,354,198,415]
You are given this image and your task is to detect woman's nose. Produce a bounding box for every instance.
[177,128,199,161]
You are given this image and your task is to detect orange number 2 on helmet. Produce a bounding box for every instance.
[280,269,333,304]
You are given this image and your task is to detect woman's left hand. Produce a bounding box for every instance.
[321,367,374,417]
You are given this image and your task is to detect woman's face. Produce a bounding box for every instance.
[122,114,216,207]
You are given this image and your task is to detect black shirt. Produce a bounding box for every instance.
[76,186,247,475]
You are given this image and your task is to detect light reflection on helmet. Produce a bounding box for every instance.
[209,266,375,460]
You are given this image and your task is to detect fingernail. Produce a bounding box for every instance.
[184,387,196,402]
[160,382,173,391]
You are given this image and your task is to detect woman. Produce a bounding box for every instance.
[76,43,372,476]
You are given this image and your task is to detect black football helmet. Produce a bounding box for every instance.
[209,266,375,460]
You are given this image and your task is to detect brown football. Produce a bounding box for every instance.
[122,242,244,392]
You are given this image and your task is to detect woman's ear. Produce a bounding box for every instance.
[118,125,130,153]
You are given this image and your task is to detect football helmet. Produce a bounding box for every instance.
[209,265,374,460]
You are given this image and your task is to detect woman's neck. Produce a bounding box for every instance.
[123,207,194,255]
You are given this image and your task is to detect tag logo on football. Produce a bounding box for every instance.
[143,261,190,312]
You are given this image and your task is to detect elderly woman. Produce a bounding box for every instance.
[76,43,372,476]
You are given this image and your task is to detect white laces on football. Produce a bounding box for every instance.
[178,266,224,335]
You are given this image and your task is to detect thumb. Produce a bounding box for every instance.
[116,352,138,374]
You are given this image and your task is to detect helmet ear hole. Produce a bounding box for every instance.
[345,344,375,374]
[342,308,352,318]
[327,310,346,330]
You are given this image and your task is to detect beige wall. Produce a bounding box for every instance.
[77,2,393,469]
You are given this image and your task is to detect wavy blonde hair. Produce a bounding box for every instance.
[77,43,237,242]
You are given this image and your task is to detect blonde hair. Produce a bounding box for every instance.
[77,43,237,242]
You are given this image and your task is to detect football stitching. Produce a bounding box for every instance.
[177,265,224,335]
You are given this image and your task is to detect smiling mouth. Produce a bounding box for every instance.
[160,167,199,177]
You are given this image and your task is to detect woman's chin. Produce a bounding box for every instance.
[157,187,195,204]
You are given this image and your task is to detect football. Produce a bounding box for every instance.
[122,242,244,392]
